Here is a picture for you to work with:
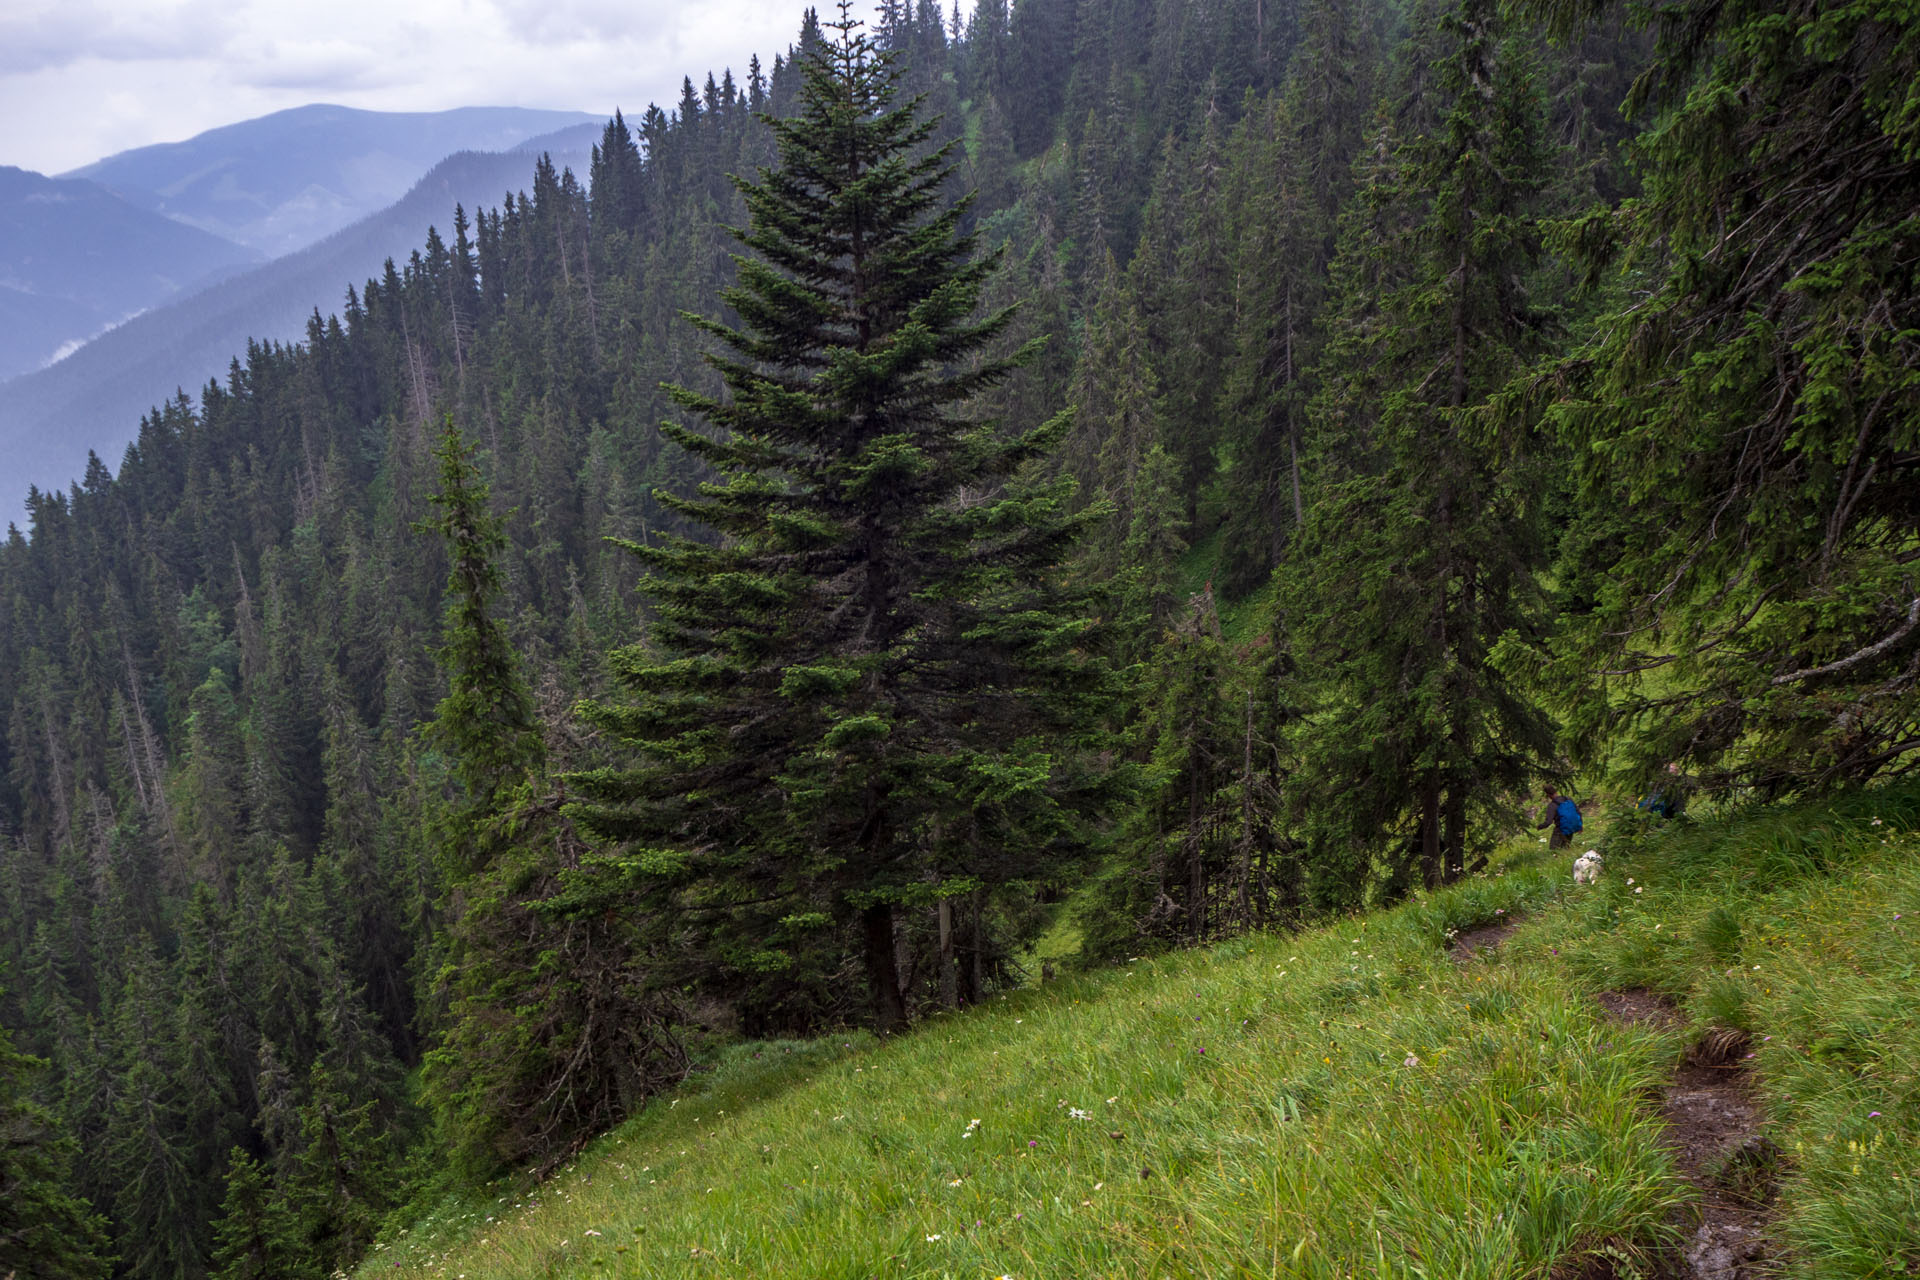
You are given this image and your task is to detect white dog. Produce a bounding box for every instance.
[1572,849,1604,884]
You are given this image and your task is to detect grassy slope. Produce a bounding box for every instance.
[366,789,1920,1279]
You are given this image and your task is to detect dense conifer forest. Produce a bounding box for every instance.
[1,1,1914,1276]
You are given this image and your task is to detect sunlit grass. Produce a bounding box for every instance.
[364,787,1920,1279]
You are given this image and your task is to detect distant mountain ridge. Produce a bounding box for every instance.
[67,104,604,258]
[0,123,599,527]
[0,166,259,379]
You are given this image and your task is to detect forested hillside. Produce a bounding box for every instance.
[0,168,258,380]
[0,125,600,526]
[2,1,1914,1277]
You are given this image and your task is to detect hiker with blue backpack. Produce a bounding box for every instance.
[1539,786,1583,849]
[1639,762,1690,820]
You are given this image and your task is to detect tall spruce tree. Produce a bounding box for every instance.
[207,1149,302,1280]
[1285,0,1557,901]
[572,6,1107,1033]
[1218,93,1325,595]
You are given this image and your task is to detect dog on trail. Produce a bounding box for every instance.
[1572,850,1604,885]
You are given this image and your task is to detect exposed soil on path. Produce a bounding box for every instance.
[1449,915,1520,960]
[1595,987,1686,1032]
[1597,990,1779,1280]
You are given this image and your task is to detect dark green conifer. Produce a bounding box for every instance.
[280,1056,393,1270]
[103,943,207,1279]
[418,421,544,825]
[1524,0,1920,794]
[572,7,1107,1033]
[208,1149,304,1280]
[0,1026,112,1280]
[1063,253,1160,571]
[1118,443,1190,647]
[1084,589,1289,956]
[418,419,681,1176]
[1285,0,1557,901]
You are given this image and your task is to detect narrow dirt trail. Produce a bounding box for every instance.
[1444,920,1779,1278]
[1449,915,1520,961]
[1598,990,1779,1280]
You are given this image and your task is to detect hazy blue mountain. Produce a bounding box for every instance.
[67,104,603,257]
[0,125,597,529]
[0,165,260,378]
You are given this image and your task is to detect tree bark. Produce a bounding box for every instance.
[1287,283,1304,529]
[863,902,908,1034]
[1188,737,1207,944]
[1421,782,1442,890]
[937,897,958,1011]
[1442,786,1467,885]
[969,888,985,1005]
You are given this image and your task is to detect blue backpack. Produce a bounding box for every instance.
[1555,798,1584,836]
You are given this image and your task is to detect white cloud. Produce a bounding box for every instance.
[0,0,225,73]
[1,0,903,175]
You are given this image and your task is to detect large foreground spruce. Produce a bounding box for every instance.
[571,11,1105,1033]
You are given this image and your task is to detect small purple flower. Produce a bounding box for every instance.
[1197,1047,1206,1055]
[1870,1111,1882,1118]
[1028,1140,1037,1147]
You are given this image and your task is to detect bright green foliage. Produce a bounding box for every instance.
[1285,0,1558,904]
[383,796,1920,1279]
[572,10,1110,1033]
[0,1026,112,1280]
[418,419,544,828]
[1524,0,1920,796]
[418,421,683,1176]
[209,1148,305,1280]
[281,1056,398,1268]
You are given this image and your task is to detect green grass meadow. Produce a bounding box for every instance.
[366,788,1920,1279]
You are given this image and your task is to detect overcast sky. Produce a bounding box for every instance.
[3,0,905,176]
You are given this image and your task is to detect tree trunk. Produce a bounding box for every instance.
[863,902,908,1034]
[1442,786,1467,885]
[1421,782,1442,890]
[969,888,985,1005]
[1287,283,1304,529]
[1236,688,1256,930]
[1188,741,1207,944]
[937,897,958,1011]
